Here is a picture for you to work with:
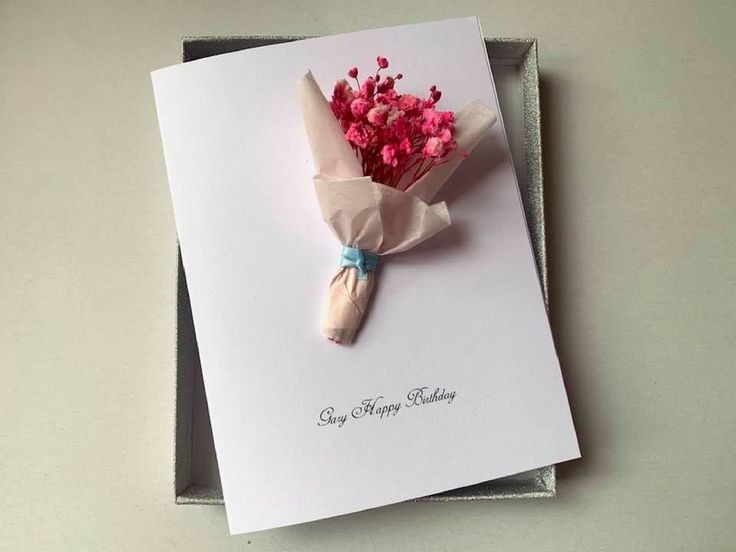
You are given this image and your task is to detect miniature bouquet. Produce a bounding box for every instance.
[298,57,497,344]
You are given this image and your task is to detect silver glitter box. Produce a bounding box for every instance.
[175,36,553,505]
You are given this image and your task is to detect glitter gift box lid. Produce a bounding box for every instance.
[172,35,555,506]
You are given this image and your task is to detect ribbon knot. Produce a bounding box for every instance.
[339,246,378,280]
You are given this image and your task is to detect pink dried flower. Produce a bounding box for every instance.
[377,76,395,93]
[376,89,397,104]
[348,67,358,79]
[399,137,412,154]
[437,128,453,143]
[366,104,389,126]
[391,116,410,139]
[345,122,371,148]
[360,77,376,98]
[386,108,402,126]
[423,137,444,158]
[381,143,399,166]
[397,94,419,111]
[350,98,373,118]
[332,79,353,103]
[420,108,442,135]
[377,56,389,69]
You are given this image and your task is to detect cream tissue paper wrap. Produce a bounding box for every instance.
[298,71,497,344]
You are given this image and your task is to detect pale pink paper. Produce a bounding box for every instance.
[298,71,497,343]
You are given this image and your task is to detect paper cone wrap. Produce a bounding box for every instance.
[298,72,496,343]
[322,268,375,344]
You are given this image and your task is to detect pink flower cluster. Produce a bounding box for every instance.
[330,57,457,190]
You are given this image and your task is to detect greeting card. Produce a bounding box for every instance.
[152,17,579,534]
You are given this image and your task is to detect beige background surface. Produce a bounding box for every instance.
[2,1,735,550]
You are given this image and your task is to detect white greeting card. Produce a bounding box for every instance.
[152,17,579,534]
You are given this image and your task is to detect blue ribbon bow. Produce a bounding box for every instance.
[339,246,379,280]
